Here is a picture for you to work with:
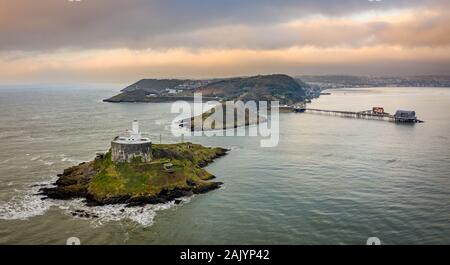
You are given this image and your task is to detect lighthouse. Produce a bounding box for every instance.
[132,120,139,136]
[111,120,152,163]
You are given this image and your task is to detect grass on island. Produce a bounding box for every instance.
[88,143,222,199]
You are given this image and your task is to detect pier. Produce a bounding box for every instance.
[291,107,424,123]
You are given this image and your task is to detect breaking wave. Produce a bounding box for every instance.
[0,179,191,227]
[57,199,189,227]
[0,178,57,220]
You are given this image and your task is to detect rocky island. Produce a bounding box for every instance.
[39,121,228,207]
[40,143,227,207]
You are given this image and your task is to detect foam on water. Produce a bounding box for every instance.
[0,179,192,227]
[60,154,84,164]
[0,179,57,220]
[59,198,189,227]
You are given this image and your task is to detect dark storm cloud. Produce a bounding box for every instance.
[0,0,446,51]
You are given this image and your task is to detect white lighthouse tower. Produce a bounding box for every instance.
[111,120,152,163]
[130,120,142,141]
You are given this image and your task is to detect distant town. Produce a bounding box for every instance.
[297,75,450,90]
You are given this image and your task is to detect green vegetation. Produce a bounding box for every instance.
[196,74,307,104]
[42,142,228,205]
[104,74,309,105]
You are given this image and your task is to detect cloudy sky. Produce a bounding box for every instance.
[1,0,449,83]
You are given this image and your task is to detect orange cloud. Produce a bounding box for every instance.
[1,45,449,83]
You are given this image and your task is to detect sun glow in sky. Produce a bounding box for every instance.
[0,0,449,83]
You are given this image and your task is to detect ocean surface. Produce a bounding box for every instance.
[0,85,449,244]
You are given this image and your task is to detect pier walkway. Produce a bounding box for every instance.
[291,107,424,123]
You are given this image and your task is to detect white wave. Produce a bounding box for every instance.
[0,178,192,227]
[60,155,83,164]
[57,196,192,227]
[30,156,41,161]
[0,193,53,220]
[0,179,56,220]
[33,157,57,166]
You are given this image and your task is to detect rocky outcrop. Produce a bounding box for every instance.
[39,143,228,207]
[40,161,98,200]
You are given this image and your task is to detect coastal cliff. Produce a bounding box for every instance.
[40,143,228,207]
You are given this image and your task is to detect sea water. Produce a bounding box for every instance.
[0,85,449,244]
